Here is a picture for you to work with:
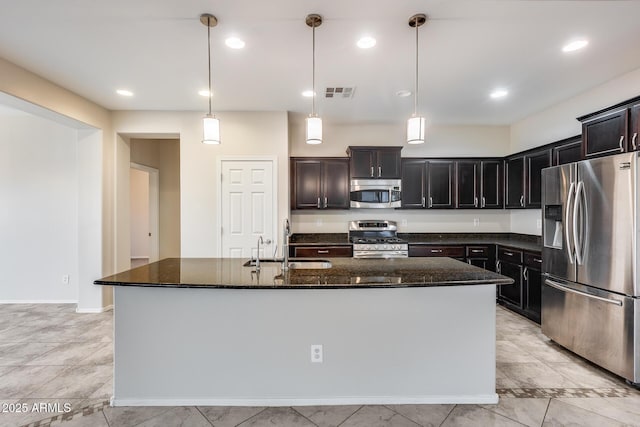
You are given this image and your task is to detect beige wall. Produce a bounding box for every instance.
[130,139,181,259]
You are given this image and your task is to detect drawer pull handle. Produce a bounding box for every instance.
[317,250,329,254]
[504,251,514,256]
[471,249,483,253]
[535,258,542,263]
[431,249,443,253]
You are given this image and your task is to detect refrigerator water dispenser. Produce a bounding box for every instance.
[544,205,563,249]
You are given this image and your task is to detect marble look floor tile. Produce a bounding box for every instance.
[77,342,113,365]
[480,397,550,427]
[25,341,107,366]
[542,361,624,388]
[198,406,266,427]
[0,398,86,427]
[542,399,625,426]
[441,405,526,427]
[0,342,58,366]
[237,407,317,426]
[556,397,640,426]
[0,365,67,398]
[103,406,173,427]
[50,409,109,426]
[293,405,361,427]
[386,404,455,427]
[88,379,113,399]
[496,364,524,389]
[136,406,212,427]
[499,362,580,389]
[29,365,112,399]
[497,341,540,363]
[339,405,420,427]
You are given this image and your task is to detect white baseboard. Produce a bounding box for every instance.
[76,304,113,313]
[0,300,77,304]
[111,394,499,407]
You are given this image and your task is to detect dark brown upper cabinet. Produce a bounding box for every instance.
[552,136,582,165]
[456,160,503,209]
[526,150,551,208]
[504,148,551,209]
[290,158,349,210]
[580,108,628,159]
[426,160,455,208]
[504,155,525,208]
[630,103,640,152]
[347,146,402,179]
[400,159,427,208]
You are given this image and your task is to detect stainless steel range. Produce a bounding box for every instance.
[349,220,408,258]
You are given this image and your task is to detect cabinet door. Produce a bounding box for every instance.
[582,109,628,158]
[349,149,375,178]
[504,156,525,208]
[426,160,455,208]
[376,148,402,178]
[456,161,479,208]
[468,258,489,269]
[322,159,350,209]
[523,266,542,324]
[630,103,640,152]
[292,160,322,209]
[497,261,523,308]
[525,149,551,208]
[401,159,426,208]
[480,160,502,208]
[552,138,582,165]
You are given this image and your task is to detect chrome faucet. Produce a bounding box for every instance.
[255,236,271,270]
[282,218,291,271]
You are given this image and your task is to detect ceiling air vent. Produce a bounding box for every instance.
[325,87,355,99]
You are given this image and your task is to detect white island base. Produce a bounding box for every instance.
[112,284,498,406]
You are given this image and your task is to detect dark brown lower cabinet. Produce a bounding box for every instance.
[408,245,465,260]
[497,260,523,308]
[466,245,495,272]
[291,246,353,258]
[522,252,542,324]
[496,246,542,324]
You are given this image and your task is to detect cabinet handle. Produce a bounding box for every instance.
[467,259,472,265]
[317,250,329,254]
[633,132,638,150]
[378,166,382,177]
[471,249,483,253]
[324,197,328,208]
[370,166,374,177]
[317,197,321,208]
[535,258,542,263]
[429,197,433,208]
[619,135,625,152]
[520,195,524,207]
[422,196,426,208]
[504,251,514,256]
[431,249,443,253]
[496,260,501,273]
[474,197,478,208]
[482,196,486,208]
[523,267,528,280]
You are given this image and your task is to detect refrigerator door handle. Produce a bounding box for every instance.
[565,181,576,264]
[545,279,623,306]
[574,180,585,265]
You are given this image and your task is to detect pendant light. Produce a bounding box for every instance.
[305,14,323,145]
[201,13,221,145]
[407,14,427,144]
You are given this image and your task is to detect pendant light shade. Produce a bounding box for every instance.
[306,115,322,144]
[203,114,221,144]
[407,115,426,144]
[305,14,323,145]
[201,13,221,145]
[407,14,427,145]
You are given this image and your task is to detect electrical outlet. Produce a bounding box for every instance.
[310,344,323,363]
[401,219,408,227]
[473,218,480,227]
[315,218,323,227]
[62,275,70,284]
[536,219,542,229]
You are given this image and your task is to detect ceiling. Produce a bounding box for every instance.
[1,0,639,125]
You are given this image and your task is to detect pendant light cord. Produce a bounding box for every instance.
[312,19,316,116]
[414,16,419,117]
[207,16,212,115]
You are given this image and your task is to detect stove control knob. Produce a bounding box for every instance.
[383,244,389,249]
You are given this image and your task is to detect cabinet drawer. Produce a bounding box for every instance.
[466,245,491,258]
[409,245,465,257]
[498,246,523,263]
[293,246,353,258]
[524,252,543,269]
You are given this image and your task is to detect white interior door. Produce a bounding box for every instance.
[130,163,160,263]
[220,160,275,258]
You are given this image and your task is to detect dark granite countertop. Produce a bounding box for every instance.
[289,232,541,253]
[94,257,513,289]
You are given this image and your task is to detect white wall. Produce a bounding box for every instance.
[112,111,289,259]
[289,113,512,233]
[0,114,79,302]
[510,66,640,235]
[129,168,150,258]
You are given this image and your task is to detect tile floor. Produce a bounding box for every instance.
[0,303,639,426]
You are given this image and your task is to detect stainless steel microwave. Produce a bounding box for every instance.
[350,179,402,208]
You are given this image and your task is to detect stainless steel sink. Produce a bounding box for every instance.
[242,259,282,267]
[287,260,332,269]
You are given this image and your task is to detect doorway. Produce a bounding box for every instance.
[129,163,159,266]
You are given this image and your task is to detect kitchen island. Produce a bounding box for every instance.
[95,257,512,407]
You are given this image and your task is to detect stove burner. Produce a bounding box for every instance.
[351,237,407,244]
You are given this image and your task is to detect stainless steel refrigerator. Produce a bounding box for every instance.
[542,151,639,385]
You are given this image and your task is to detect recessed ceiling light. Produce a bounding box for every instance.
[302,90,315,98]
[116,89,133,97]
[396,90,412,97]
[562,39,588,53]
[357,36,376,49]
[225,37,245,49]
[490,88,508,99]
[198,89,212,97]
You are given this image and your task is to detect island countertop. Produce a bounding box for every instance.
[94,257,513,289]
